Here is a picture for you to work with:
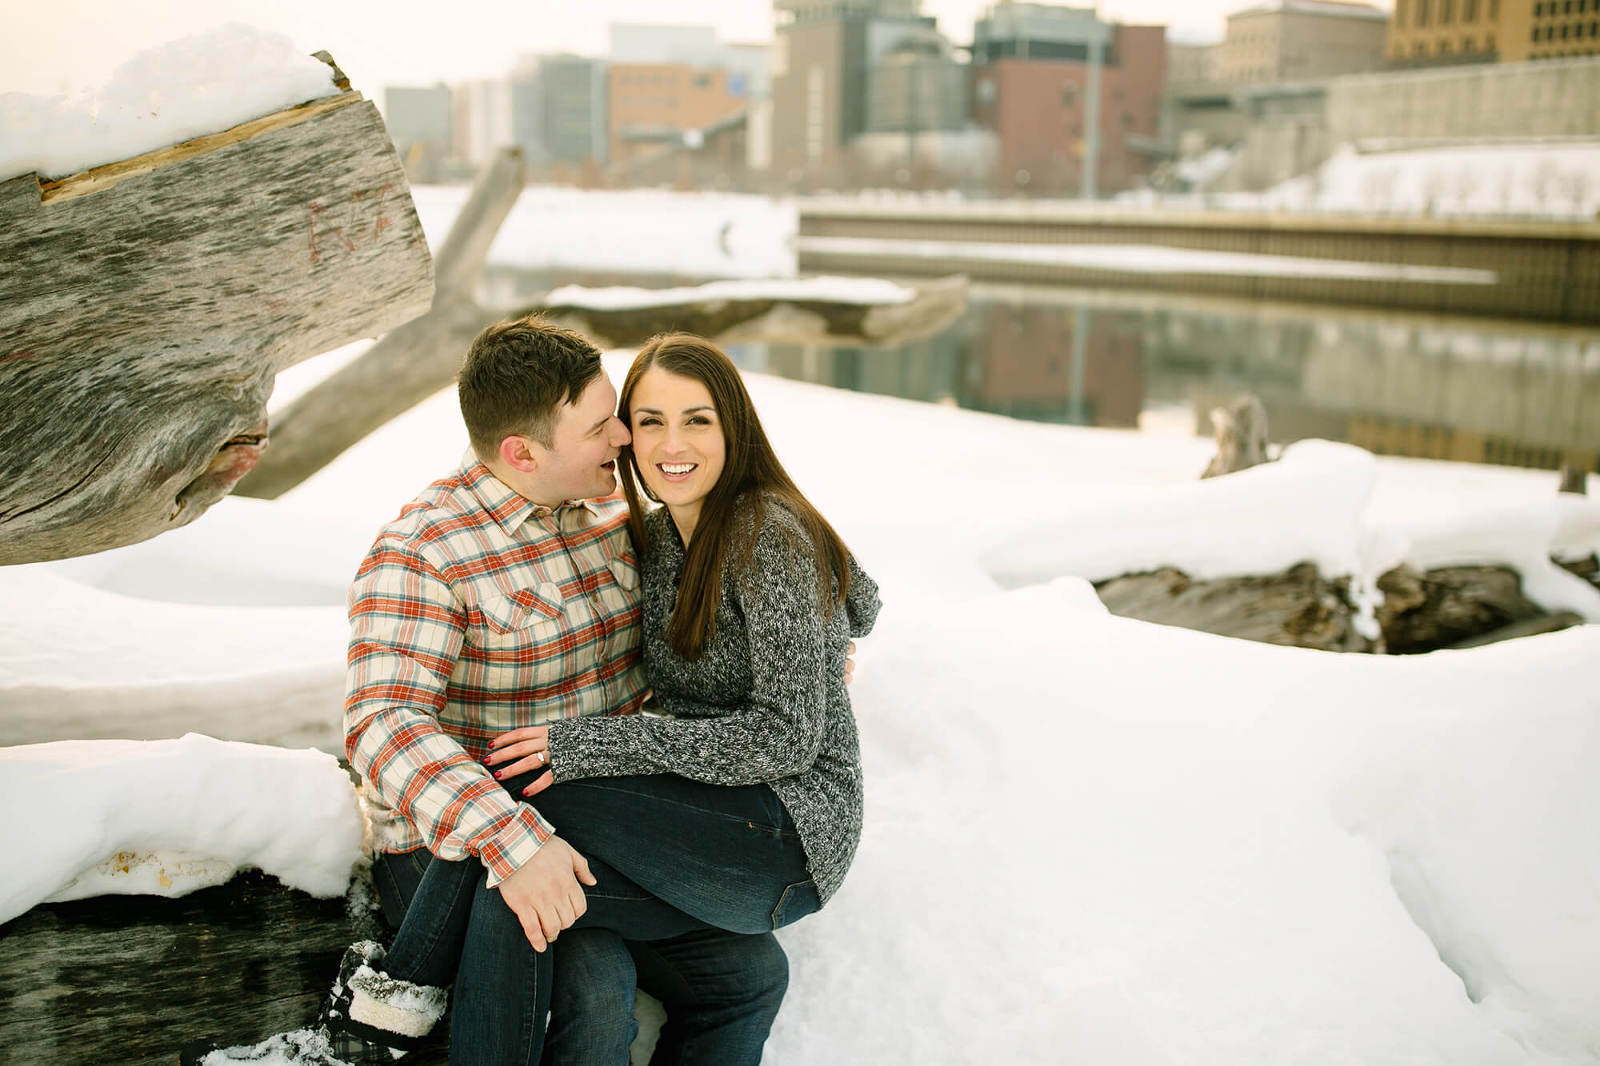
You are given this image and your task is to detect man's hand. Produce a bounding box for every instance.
[495,835,597,952]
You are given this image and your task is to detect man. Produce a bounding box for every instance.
[188,317,788,1066]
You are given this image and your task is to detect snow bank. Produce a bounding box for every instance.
[544,276,913,310]
[0,25,338,182]
[0,734,363,925]
[1254,142,1600,220]
[768,584,1600,1064]
[409,185,798,280]
[796,235,1499,285]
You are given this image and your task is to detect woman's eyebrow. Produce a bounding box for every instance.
[633,405,714,415]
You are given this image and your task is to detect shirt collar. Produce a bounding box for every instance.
[460,456,599,535]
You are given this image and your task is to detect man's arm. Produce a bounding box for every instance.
[345,534,593,948]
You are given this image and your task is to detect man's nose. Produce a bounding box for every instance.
[610,416,630,446]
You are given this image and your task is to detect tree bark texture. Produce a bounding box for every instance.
[0,93,432,564]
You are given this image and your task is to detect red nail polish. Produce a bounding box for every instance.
[494,770,503,780]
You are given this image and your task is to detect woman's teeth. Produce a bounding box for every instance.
[660,463,696,476]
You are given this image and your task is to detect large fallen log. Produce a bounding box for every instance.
[0,58,432,565]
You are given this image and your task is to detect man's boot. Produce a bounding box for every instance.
[179,941,446,1065]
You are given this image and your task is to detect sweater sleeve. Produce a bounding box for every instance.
[544,514,830,786]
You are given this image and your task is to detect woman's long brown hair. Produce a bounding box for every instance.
[617,333,852,659]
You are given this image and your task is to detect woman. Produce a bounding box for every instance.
[493,330,879,922]
[191,334,879,1066]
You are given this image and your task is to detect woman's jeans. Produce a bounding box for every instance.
[371,772,821,1066]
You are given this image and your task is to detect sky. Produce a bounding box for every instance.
[3,0,1391,98]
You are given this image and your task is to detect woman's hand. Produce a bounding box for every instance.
[487,725,555,797]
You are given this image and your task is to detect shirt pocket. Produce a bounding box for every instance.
[471,583,565,645]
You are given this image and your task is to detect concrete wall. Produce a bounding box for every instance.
[1327,55,1600,142]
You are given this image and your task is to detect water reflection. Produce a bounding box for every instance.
[737,282,1600,473]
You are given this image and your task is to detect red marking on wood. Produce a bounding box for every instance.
[2,350,36,364]
[308,200,325,264]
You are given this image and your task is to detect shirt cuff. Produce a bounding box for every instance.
[479,802,554,889]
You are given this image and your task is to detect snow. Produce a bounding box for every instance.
[0,25,339,182]
[795,235,1500,285]
[3,347,1598,1063]
[0,734,363,925]
[409,185,798,280]
[544,277,914,310]
[1250,142,1600,220]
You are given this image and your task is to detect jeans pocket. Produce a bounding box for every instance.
[771,879,821,930]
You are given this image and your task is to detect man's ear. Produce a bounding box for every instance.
[498,434,541,474]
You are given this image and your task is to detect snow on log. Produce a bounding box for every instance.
[538,273,969,350]
[0,61,432,565]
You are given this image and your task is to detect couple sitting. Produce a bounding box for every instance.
[185,319,879,1065]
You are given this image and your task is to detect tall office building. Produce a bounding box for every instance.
[770,0,937,179]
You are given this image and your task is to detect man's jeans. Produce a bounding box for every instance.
[371,772,820,1066]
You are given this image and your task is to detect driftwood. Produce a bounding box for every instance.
[1095,563,1371,652]
[1201,394,1271,479]
[1096,562,1581,654]
[0,62,432,564]
[1375,564,1549,654]
[541,274,969,351]
[237,143,969,500]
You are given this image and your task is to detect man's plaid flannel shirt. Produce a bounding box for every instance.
[345,459,647,887]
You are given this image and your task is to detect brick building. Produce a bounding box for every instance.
[970,4,1167,196]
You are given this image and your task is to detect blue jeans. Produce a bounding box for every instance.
[372,772,818,1066]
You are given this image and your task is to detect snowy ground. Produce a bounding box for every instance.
[3,356,1598,1065]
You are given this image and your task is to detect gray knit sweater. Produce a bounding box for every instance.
[544,498,881,903]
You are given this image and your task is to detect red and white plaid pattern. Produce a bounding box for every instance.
[345,458,647,886]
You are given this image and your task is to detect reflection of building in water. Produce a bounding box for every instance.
[1154,313,1600,473]
[966,302,1144,426]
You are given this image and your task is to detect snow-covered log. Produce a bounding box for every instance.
[0,58,432,565]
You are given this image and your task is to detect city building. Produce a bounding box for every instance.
[1168,39,1221,86]
[608,24,773,176]
[1387,0,1600,64]
[506,55,607,173]
[607,63,748,169]
[770,0,939,182]
[970,2,1167,196]
[383,85,453,180]
[1215,0,1388,85]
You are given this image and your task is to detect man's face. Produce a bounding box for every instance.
[524,375,631,505]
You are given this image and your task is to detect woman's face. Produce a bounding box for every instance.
[628,366,728,534]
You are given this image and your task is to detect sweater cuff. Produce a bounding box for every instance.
[479,802,554,888]
[546,715,629,782]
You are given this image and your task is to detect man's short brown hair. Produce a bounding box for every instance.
[458,315,604,459]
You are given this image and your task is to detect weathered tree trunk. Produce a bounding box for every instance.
[0,67,432,565]
[234,148,530,500]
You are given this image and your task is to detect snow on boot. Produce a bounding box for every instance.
[322,956,447,1064]
[178,1027,348,1065]
[178,941,445,1066]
